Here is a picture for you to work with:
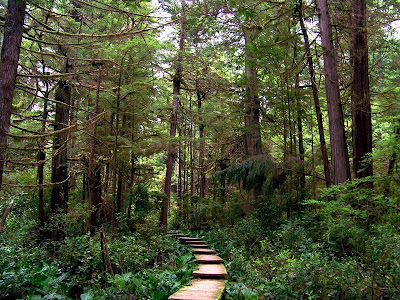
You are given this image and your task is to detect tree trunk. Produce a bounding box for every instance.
[50,78,71,212]
[159,6,186,229]
[0,0,26,191]
[385,125,399,197]
[112,65,123,226]
[197,90,206,199]
[298,0,331,187]
[87,67,103,234]
[316,0,351,185]
[351,0,373,181]
[0,198,14,234]
[295,73,306,190]
[243,26,262,157]
[178,129,183,199]
[281,80,288,158]
[38,92,48,225]
[190,133,196,197]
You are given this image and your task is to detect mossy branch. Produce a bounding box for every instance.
[8,111,106,140]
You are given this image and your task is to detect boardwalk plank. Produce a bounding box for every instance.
[193,264,228,279]
[186,242,208,248]
[179,237,203,242]
[194,254,223,264]
[168,279,226,300]
[192,248,216,254]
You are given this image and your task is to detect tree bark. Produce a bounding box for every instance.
[197,90,206,199]
[295,73,306,190]
[298,0,331,187]
[159,5,186,229]
[112,65,123,226]
[87,67,103,234]
[243,26,262,157]
[50,78,71,212]
[316,0,351,185]
[384,125,399,197]
[38,92,48,225]
[0,0,26,191]
[178,129,183,200]
[0,198,14,234]
[351,0,373,181]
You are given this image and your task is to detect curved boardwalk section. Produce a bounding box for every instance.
[168,233,227,300]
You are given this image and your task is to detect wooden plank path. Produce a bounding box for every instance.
[168,232,227,300]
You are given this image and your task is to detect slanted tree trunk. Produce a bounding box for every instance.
[159,5,186,230]
[51,77,71,212]
[351,0,373,182]
[0,0,26,191]
[298,0,331,187]
[316,0,351,185]
[243,26,262,157]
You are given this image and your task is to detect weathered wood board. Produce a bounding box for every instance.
[168,279,226,300]
[194,254,223,264]
[193,264,228,279]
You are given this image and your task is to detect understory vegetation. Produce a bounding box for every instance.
[172,174,400,299]
[0,192,196,299]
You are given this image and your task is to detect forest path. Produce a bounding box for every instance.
[168,233,227,300]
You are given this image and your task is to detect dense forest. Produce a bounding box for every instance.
[0,0,400,299]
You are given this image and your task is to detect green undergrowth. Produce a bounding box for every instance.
[194,219,400,299]
[182,179,400,299]
[0,225,195,300]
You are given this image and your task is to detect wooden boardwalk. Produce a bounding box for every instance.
[168,233,227,300]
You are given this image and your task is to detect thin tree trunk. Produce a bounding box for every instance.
[295,73,306,190]
[316,0,351,185]
[0,0,26,191]
[159,5,186,229]
[112,65,123,226]
[281,79,288,157]
[178,129,183,200]
[0,198,14,234]
[298,0,331,187]
[190,132,196,197]
[87,66,103,234]
[351,0,373,181]
[183,125,188,194]
[51,76,71,212]
[127,149,135,229]
[197,90,206,199]
[385,125,399,197]
[38,92,48,225]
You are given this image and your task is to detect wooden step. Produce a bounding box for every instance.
[186,243,208,248]
[172,233,190,237]
[185,240,207,245]
[179,237,203,242]
[168,279,226,300]
[193,264,228,279]
[194,254,223,264]
[192,248,216,254]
